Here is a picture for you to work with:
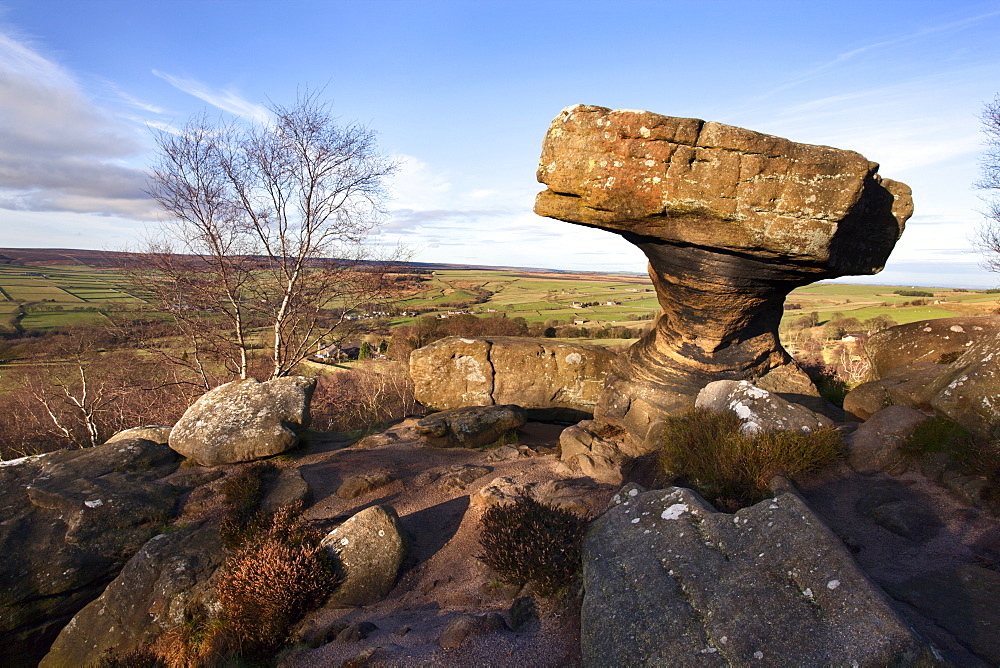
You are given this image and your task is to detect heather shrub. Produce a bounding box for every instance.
[478,497,588,597]
[216,506,339,659]
[96,645,164,667]
[902,417,1000,483]
[658,408,844,511]
[219,462,278,550]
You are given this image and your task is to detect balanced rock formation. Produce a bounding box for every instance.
[410,336,616,421]
[535,105,912,446]
[169,376,316,466]
[581,484,936,666]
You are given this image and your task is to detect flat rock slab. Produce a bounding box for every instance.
[415,405,526,449]
[581,485,936,666]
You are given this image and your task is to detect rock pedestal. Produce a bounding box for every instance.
[535,105,912,447]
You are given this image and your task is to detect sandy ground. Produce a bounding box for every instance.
[281,421,597,667]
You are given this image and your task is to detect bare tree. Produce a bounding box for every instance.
[975,95,1000,272]
[141,92,401,380]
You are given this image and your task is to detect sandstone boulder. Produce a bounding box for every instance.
[40,522,223,668]
[105,425,172,445]
[581,486,936,666]
[846,405,929,473]
[260,467,312,512]
[169,376,316,466]
[865,316,1000,378]
[0,440,184,666]
[410,336,616,420]
[535,105,911,448]
[322,505,407,607]
[558,419,636,485]
[927,327,1000,441]
[695,380,834,434]
[414,404,526,449]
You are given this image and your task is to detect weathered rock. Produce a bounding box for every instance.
[169,376,316,466]
[410,336,616,420]
[845,362,942,418]
[437,612,507,649]
[581,486,936,666]
[535,104,911,448]
[843,378,893,421]
[105,425,173,445]
[40,522,223,668]
[558,420,634,485]
[846,405,929,474]
[855,488,942,542]
[322,505,407,607]
[0,440,183,666]
[415,405,526,449]
[434,464,491,492]
[695,380,834,434]
[927,327,1000,441]
[885,565,1000,665]
[336,472,394,499]
[261,467,312,512]
[866,317,1000,379]
[473,475,609,516]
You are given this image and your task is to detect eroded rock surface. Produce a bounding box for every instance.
[535,105,911,447]
[410,336,616,421]
[415,405,527,449]
[581,485,936,666]
[0,440,184,666]
[696,380,834,434]
[169,376,316,466]
[322,505,408,607]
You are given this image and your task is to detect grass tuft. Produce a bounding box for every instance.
[477,497,588,597]
[658,408,844,511]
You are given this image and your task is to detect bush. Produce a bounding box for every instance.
[893,289,934,297]
[96,646,164,667]
[478,497,588,597]
[902,417,1000,482]
[216,506,339,659]
[309,361,415,433]
[798,357,850,407]
[657,409,844,512]
[219,462,277,550]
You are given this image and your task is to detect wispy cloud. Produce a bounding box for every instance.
[0,30,157,218]
[152,70,271,123]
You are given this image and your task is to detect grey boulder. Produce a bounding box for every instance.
[581,486,936,666]
[169,376,316,466]
[322,505,407,607]
[846,405,929,474]
[696,380,834,434]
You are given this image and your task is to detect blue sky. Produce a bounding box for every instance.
[1,1,999,287]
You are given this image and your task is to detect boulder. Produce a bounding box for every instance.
[695,380,834,434]
[410,336,616,420]
[846,405,929,473]
[336,472,394,499]
[105,425,172,445]
[437,612,507,649]
[40,522,223,668]
[581,486,936,666]
[559,420,635,485]
[169,376,316,466]
[927,327,1000,441]
[535,104,911,448]
[261,467,312,512]
[414,405,526,449]
[322,505,407,607]
[865,317,1000,379]
[0,440,183,666]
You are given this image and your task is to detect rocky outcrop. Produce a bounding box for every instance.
[410,336,616,421]
[846,405,929,474]
[40,522,223,667]
[581,484,936,666]
[695,380,834,434]
[845,317,1000,440]
[0,439,184,666]
[322,505,408,607]
[415,405,527,448]
[535,105,911,447]
[865,316,1000,378]
[169,376,316,466]
[105,425,172,445]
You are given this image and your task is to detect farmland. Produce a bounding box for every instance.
[1,254,999,343]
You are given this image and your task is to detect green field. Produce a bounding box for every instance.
[1,260,998,335]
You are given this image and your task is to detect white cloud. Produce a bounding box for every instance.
[0,30,157,218]
[152,70,271,124]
